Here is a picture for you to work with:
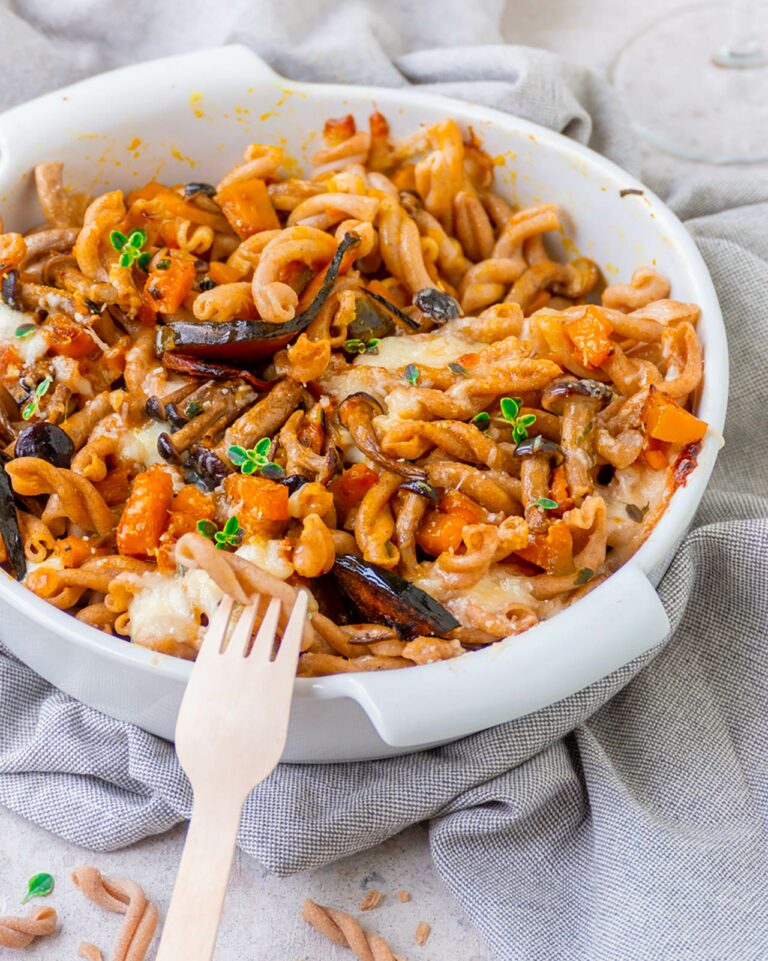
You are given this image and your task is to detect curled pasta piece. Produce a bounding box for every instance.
[381,419,517,473]
[0,231,27,267]
[395,488,429,576]
[459,204,561,313]
[602,266,671,311]
[18,511,56,562]
[414,118,465,231]
[0,907,57,950]
[354,471,401,569]
[73,190,125,283]
[288,193,379,229]
[252,226,337,322]
[377,195,435,294]
[303,898,402,960]
[7,457,114,534]
[453,189,495,262]
[193,281,255,321]
[35,161,88,227]
[293,513,336,578]
[402,636,465,664]
[71,866,158,961]
[425,461,519,514]
[217,144,283,190]
[175,533,320,651]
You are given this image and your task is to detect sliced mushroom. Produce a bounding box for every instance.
[333,553,460,639]
[158,381,256,464]
[213,376,303,458]
[541,377,613,502]
[145,381,200,424]
[514,435,565,532]
[338,392,427,480]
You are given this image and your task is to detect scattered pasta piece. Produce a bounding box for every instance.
[415,922,431,946]
[0,906,57,950]
[359,889,384,911]
[78,942,103,961]
[395,890,412,903]
[303,898,405,961]
[71,866,158,961]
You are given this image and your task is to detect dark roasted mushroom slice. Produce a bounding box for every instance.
[333,554,460,639]
[0,455,26,580]
[346,295,396,342]
[162,352,270,391]
[338,392,427,481]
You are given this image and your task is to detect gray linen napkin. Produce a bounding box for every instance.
[1,3,767,959]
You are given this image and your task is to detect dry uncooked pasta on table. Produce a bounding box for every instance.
[0,112,709,674]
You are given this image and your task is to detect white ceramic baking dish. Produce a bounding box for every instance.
[0,46,727,762]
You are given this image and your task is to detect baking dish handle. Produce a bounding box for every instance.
[0,45,281,178]
[332,563,669,748]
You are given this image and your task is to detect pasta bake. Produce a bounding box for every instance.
[0,112,708,675]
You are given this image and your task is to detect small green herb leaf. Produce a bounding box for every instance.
[404,363,420,386]
[156,258,172,270]
[449,362,468,376]
[625,503,649,523]
[223,516,240,537]
[22,873,54,904]
[185,401,202,418]
[254,437,271,458]
[228,445,249,467]
[21,376,53,421]
[365,338,380,354]
[499,397,521,421]
[532,497,559,511]
[109,230,128,251]
[343,338,366,354]
[575,568,594,585]
[14,324,37,339]
[196,519,218,540]
[111,227,149,269]
[137,252,152,271]
[471,411,491,431]
[260,462,286,479]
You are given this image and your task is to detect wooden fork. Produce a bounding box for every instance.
[155,590,308,961]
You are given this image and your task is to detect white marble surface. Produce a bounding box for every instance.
[2,2,765,959]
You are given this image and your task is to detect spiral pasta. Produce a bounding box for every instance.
[0,907,57,950]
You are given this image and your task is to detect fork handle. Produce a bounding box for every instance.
[156,789,245,961]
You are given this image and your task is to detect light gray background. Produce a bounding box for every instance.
[1,1,764,958]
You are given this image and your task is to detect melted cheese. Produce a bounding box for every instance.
[120,420,168,469]
[0,302,49,365]
[451,568,536,615]
[236,539,294,580]
[353,329,478,371]
[128,569,223,650]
